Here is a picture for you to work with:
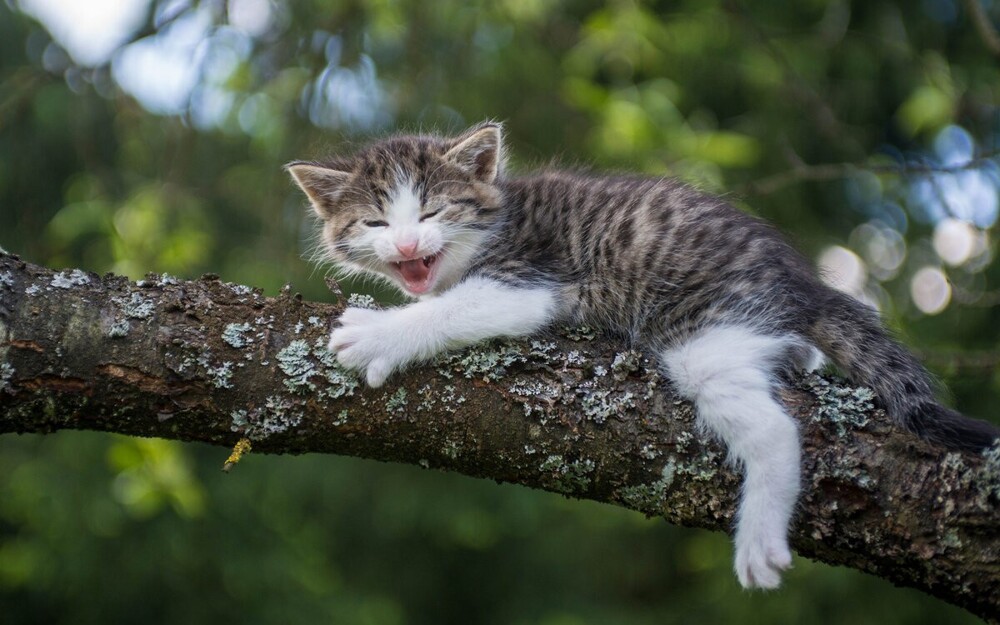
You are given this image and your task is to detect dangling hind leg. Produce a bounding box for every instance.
[661,326,805,589]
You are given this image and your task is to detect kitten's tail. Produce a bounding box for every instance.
[806,288,999,452]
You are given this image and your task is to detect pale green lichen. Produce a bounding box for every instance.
[158,273,178,286]
[538,454,596,494]
[941,529,962,549]
[528,340,559,360]
[643,373,661,399]
[254,315,275,329]
[617,462,677,514]
[172,354,197,375]
[266,337,359,397]
[277,340,317,393]
[416,384,436,411]
[611,350,641,381]
[661,458,679,485]
[579,388,636,424]
[982,442,1000,473]
[625,450,721,508]
[674,431,694,453]
[438,385,465,412]
[222,322,253,348]
[565,350,587,366]
[107,318,131,338]
[539,455,564,472]
[205,361,234,389]
[0,271,13,290]
[561,325,597,341]
[230,409,249,431]
[829,464,874,490]
[229,284,254,296]
[804,374,874,436]
[137,273,179,288]
[442,440,462,460]
[256,400,296,437]
[116,293,155,319]
[312,338,360,400]
[347,293,378,309]
[508,379,558,418]
[386,388,408,413]
[974,443,1000,508]
[50,269,90,289]
[24,284,41,295]
[639,443,660,460]
[235,396,303,440]
[332,410,349,426]
[678,450,721,482]
[0,362,14,393]
[442,340,525,382]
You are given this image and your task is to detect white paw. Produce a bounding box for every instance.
[734,531,793,590]
[327,307,411,387]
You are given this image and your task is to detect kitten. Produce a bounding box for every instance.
[288,122,999,589]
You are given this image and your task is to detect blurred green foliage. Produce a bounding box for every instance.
[1,1,998,623]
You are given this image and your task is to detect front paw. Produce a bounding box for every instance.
[733,529,793,590]
[328,307,408,387]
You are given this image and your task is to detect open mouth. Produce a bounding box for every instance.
[391,252,441,294]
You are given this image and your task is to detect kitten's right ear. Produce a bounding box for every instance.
[286,162,351,220]
[445,122,503,184]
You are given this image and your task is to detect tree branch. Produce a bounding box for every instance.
[1,252,998,622]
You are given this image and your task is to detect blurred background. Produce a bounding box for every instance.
[1,0,998,623]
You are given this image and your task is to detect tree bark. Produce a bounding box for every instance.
[1,252,998,621]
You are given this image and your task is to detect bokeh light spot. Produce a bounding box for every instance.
[910,266,951,314]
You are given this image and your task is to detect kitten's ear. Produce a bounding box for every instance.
[444,122,503,183]
[286,162,351,220]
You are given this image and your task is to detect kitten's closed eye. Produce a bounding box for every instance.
[364,219,389,228]
[419,210,441,222]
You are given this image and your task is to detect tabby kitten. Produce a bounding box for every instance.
[288,122,998,590]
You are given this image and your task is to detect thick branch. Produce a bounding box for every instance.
[1,253,998,621]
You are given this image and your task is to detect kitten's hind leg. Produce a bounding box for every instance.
[660,326,804,590]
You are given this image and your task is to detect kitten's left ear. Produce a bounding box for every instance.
[444,122,503,183]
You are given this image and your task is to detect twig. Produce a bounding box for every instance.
[222,437,253,472]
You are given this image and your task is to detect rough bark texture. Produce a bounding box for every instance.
[1,252,998,621]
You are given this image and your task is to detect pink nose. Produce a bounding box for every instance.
[395,241,419,257]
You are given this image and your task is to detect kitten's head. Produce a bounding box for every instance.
[287,122,504,296]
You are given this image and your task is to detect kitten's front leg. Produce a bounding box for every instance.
[330,276,557,387]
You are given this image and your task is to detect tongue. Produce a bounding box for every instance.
[399,259,430,287]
